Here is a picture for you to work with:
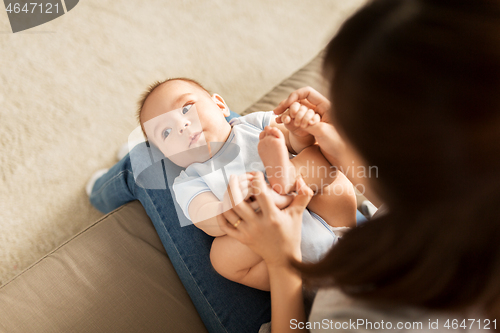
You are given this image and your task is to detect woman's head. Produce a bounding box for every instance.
[325,0,500,208]
[300,0,500,318]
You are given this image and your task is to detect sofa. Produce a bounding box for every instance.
[0,51,332,333]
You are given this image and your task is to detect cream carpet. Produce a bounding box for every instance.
[0,0,366,285]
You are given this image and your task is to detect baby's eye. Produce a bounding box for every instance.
[162,128,172,140]
[182,104,193,114]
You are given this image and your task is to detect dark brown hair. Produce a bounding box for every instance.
[136,77,210,137]
[297,0,500,319]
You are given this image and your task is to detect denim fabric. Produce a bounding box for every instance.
[89,110,367,332]
[90,111,271,333]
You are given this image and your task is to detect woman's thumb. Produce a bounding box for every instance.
[286,176,313,216]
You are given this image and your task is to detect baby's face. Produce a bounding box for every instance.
[141,80,231,167]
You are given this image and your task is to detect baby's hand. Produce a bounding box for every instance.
[279,102,321,138]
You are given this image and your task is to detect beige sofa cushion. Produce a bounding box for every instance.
[0,50,327,333]
[0,201,207,333]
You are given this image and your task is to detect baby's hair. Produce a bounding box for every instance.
[136,77,210,138]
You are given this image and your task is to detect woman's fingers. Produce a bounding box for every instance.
[231,197,258,222]
[250,172,277,215]
[237,173,254,201]
[224,175,243,209]
[219,173,267,246]
[275,100,288,117]
[274,87,331,117]
[298,98,317,110]
[222,175,251,227]
[217,213,241,239]
[274,91,304,115]
[225,175,258,219]
[225,173,253,207]
[247,199,260,211]
[219,173,308,266]
[222,203,242,223]
[284,176,314,218]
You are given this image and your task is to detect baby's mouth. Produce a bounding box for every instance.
[189,131,202,148]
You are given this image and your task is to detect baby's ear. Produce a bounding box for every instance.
[212,94,230,117]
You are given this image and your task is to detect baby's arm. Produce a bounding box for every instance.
[188,174,294,237]
[188,173,255,237]
[189,192,227,237]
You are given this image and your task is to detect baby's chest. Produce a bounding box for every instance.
[202,143,265,200]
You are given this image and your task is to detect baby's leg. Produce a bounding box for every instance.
[307,170,357,228]
[210,235,270,291]
[287,145,357,227]
[258,127,337,194]
[258,128,356,227]
[258,126,297,194]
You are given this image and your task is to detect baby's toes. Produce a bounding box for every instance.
[259,130,266,140]
[269,126,284,139]
[300,109,316,128]
[309,113,321,125]
[262,126,273,136]
[306,116,323,135]
[283,114,292,124]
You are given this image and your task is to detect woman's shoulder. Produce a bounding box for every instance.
[308,288,489,332]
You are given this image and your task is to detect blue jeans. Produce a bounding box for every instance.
[89,111,367,333]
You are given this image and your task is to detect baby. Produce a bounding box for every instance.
[138,78,356,291]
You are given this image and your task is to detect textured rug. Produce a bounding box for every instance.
[0,0,366,285]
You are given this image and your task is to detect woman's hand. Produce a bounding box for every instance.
[220,173,311,332]
[274,86,331,123]
[220,173,293,214]
[275,87,383,207]
[274,87,346,166]
[218,172,313,267]
[278,102,321,138]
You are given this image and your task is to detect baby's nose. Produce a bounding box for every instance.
[179,121,190,134]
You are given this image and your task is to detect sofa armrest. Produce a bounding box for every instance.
[243,51,328,115]
[0,201,207,333]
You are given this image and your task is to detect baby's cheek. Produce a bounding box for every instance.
[159,144,176,158]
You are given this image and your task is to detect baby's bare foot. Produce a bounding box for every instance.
[269,189,293,209]
[248,183,293,210]
[258,126,296,194]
